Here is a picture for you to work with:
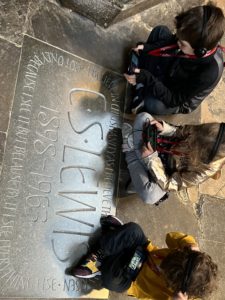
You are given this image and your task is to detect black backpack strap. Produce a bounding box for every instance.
[207,123,225,163]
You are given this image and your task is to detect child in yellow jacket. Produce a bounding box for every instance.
[71,216,218,300]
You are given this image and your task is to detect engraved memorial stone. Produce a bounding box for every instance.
[0,35,125,298]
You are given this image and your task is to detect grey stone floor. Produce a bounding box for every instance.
[0,0,225,299]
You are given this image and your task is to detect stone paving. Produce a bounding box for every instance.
[0,0,225,299]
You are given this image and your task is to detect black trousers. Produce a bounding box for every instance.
[99,222,148,292]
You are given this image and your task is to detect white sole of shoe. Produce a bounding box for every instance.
[112,215,124,225]
[74,271,101,278]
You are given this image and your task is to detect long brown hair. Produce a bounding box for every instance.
[175,2,225,49]
[160,248,218,298]
[179,123,225,165]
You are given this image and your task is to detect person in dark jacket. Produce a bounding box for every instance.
[124,2,225,115]
[71,216,218,300]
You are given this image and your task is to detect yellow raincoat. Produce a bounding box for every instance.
[127,232,197,300]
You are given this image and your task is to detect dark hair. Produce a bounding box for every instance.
[182,123,225,165]
[175,2,225,49]
[160,249,218,298]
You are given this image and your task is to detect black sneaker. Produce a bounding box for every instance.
[100,215,123,228]
[155,192,169,206]
[72,253,101,278]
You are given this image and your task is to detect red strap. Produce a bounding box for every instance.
[148,44,178,56]
[156,138,180,145]
[156,146,186,157]
[148,43,221,59]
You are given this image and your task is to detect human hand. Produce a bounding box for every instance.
[150,119,164,132]
[124,69,141,85]
[182,243,200,252]
[141,142,154,158]
[173,291,188,300]
[133,44,144,54]
[124,73,136,85]
[190,244,200,251]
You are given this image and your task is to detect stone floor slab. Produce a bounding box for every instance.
[201,79,225,124]
[175,186,199,206]
[0,38,21,132]
[0,35,125,298]
[117,192,200,247]
[0,0,30,45]
[198,239,225,300]
[59,0,121,28]
[198,195,225,243]
[0,131,6,174]
[199,169,225,199]
[25,0,142,72]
